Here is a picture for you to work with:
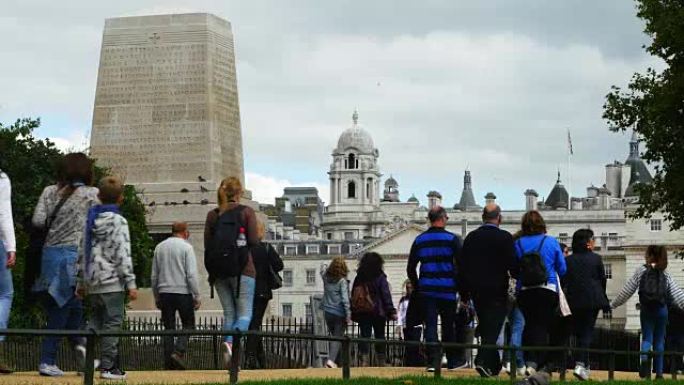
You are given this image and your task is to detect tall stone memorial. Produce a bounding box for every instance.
[90,13,249,315]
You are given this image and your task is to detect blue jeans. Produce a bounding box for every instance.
[214,275,255,343]
[506,306,525,368]
[40,294,85,365]
[641,304,668,376]
[0,243,13,343]
[424,297,457,367]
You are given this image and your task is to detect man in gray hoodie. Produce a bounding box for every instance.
[77,176,137,381]
[151,221,201,370]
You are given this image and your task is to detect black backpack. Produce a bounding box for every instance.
[517,236,549,287]
[205,207,249,280]
[639,265,667,306]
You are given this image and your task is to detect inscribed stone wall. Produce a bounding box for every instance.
[90,13,244,185]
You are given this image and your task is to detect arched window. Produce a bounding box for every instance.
[366,178,372,199]
[348,154,356,169]
[348,181,356,198]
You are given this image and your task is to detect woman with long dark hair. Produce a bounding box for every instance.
[562,228,609,380]
[31,153,99,376]
[612,245,684,379]
[0,170,16,373]
[351,252,396,367]
[514,210,566,375]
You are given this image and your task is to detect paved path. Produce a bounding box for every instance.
[0,367,653,384]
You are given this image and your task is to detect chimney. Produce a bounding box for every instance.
[427,191,443,210]
[524,189,538,212]
[485,192,497,206]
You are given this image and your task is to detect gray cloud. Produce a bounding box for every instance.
[0,0,655,208]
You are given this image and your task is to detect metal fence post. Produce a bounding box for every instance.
[229,333,241,385]
[83,331,96,385]
[672,352,678,381]
[434,344,442,379]
[342,336,351,381]
[608,351,615,381]
[509,346,518,385]
[213,334,220,370]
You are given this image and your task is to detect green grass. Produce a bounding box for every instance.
[153,377,681,385]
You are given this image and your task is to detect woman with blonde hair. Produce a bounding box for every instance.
[611,245,684,379]
[204,177,258,368]
[321,256,351,368]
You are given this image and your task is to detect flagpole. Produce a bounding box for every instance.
[567,128,572,210]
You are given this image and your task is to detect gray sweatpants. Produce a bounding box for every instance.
[88,292,125,370]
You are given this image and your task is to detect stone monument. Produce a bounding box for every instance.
[90,13,251,316]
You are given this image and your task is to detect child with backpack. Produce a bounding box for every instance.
[611,245,684,379]
[204,177,258,369]
[513,211,566,375]
[76,176,137,380]
[321,257,351,368]
[351,252,396,367]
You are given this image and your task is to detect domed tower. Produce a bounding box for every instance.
[545,171,569,210]
[624,131,653,200]
[382,175,400,202]
[322,110,383,240]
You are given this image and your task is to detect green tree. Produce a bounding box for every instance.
[0,118,153,327]
[603,0,684,230]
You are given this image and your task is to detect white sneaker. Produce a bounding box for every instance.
[525,366,537,377]
[574,364,590,381]
[100,367,127,380]
[39,364,65,377]
[516,367,527,377]
[503,362,511,374]
[74,345,86,369]
[222,342,233,369]
[325,359,338,368]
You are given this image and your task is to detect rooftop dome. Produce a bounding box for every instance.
[408,194,419,203]
[624,131,653,196]
[336,110,376,154]
[385,175,398,188]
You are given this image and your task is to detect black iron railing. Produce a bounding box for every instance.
[0,328,680,385]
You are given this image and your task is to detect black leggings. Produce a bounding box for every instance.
[517,288,559,369]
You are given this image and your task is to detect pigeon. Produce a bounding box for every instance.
[164,202,169,206]
[182,200,190,205]
[180,188,189,193]
[200,198,209,205]
[170,202,178,206]
[148,201,156,207]
[200,185,209,193]
[198,175,207,182]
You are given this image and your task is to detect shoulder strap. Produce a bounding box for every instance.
[536,236,548,253]
[47,186,79,228]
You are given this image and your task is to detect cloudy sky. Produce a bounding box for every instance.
[0,1,658,209]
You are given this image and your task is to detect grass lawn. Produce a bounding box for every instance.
[234,377,678,385]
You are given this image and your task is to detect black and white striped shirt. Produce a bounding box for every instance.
[611,265,684,310]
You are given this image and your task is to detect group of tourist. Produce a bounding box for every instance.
[1,153,684,381]
[320,205,684,381]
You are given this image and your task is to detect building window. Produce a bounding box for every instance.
[348,181,356,198]
[283,270,293,287]
[328,244,341,254]
[366,178,372,199]
[344,231,355,240]
[284,245,298,255]
[604,263,612,279]
[306,245,320,255]
[282,303,292,318]
[348,154,356,170]
[326,233,333,240]
[305,303,312,321]
[306,269,316,286]
[650,219,662,232]
[609,232,618,241]
[602,310,612,320]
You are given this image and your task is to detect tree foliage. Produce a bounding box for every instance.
[603,0,684,230]
[0,118,153,327]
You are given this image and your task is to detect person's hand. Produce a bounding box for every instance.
[193,299,201,310]
[346,317,352,325]
[6,252,15,268]
[128,288,138,301]
[75,285,86,300]
[154,296,161,309]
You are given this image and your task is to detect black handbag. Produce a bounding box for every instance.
[266,243,283,290]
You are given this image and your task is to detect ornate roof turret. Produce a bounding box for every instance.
[384,175,398,188]
[544,171,569,209]
[408,194,419,203]
[624,131,653,197]
[455,170,482,211]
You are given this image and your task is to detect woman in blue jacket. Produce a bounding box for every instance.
[514,210,567,375]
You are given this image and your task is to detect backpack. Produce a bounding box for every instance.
[205,207,249,279]
[639,265,667,306]
[517,236,549,287]
[351,283,375,314]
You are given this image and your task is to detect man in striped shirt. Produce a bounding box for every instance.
[407,206,462,371]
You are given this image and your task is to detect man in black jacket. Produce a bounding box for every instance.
[460,203,517,377]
